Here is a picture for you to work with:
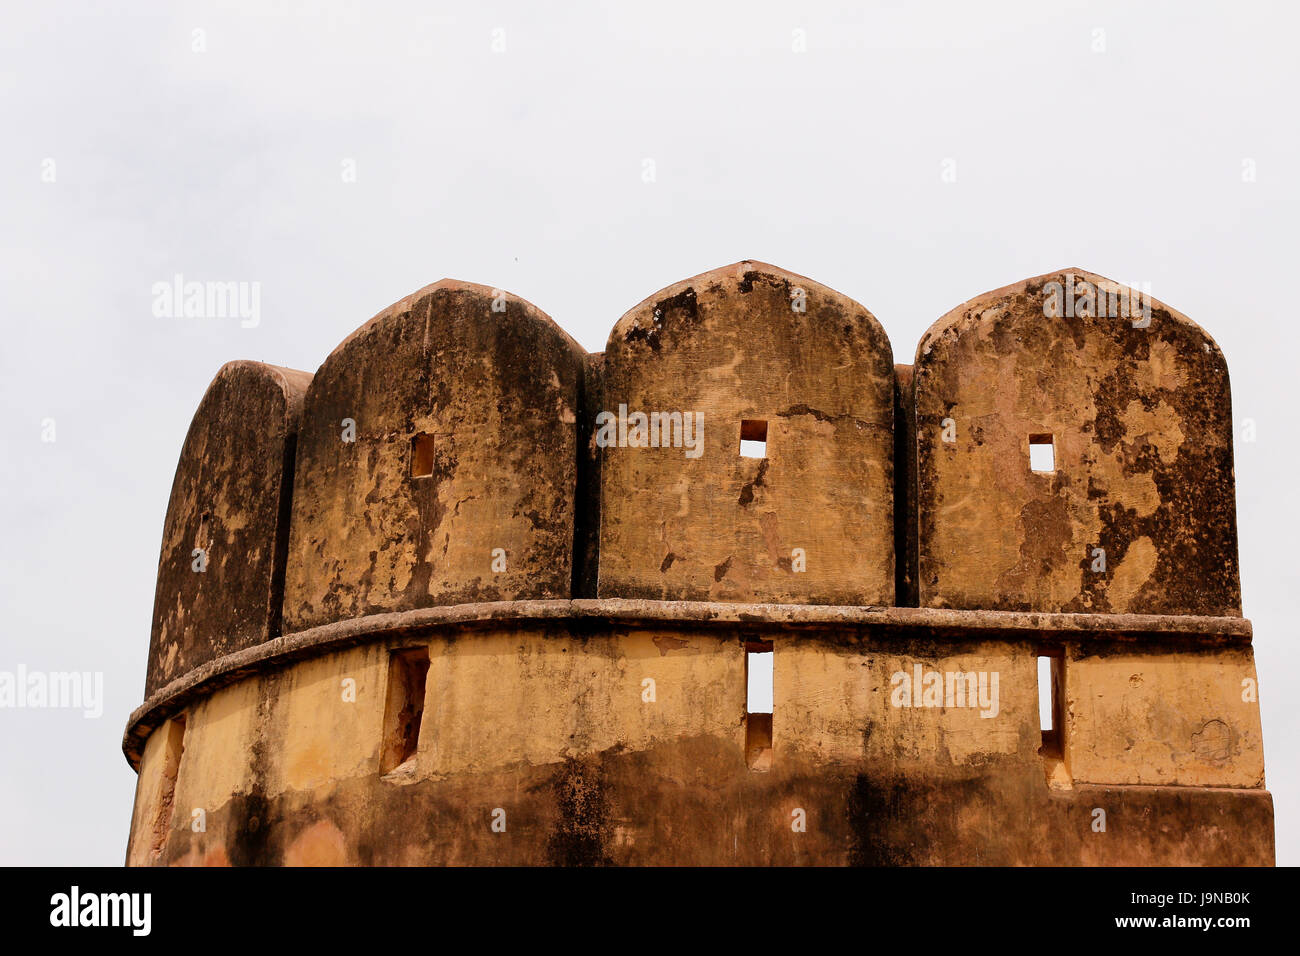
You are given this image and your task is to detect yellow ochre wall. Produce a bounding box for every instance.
[127,626,1270,866]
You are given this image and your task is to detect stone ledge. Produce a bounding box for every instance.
[122,599,1252,769]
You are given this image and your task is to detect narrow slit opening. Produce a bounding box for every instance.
[1037,648,1072,789]
[745,640,773,771]
[380,647,430,774]
[740,419,767,459]
[1037,649,1064,757]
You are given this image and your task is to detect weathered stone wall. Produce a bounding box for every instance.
[280,280,586,630]
[1063,642,1263,787]
[912,268,1240,615]
[125,623,1271,866]
[598,261,895,606]
[127,267,1270,866]
[145,361,311,697]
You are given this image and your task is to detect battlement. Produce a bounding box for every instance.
[124,263,1271,866]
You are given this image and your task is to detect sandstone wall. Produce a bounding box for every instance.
[127,267,1268,867]
[912,268,1240,615]
[126,622,1270,866]
[145,361,311,697]
[598,261,895,605]
[280,280,587,630]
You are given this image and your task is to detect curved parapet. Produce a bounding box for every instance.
[145,361,312,697]
[913,268,1240,615]
[123,600,1270,866]
[598,261,895,605]
[280,280,586,631]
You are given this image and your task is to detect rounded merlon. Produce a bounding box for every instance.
[600,260,896,605]
[145,360,312,697]
[280,279,587,631]
[912,267,1239,615]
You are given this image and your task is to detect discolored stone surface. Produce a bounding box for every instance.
[125,624,1272,866]
[1063,642,1264,787]
[280,280,587,630]
[599,261,895,606]
[145,361,311,697]
[126,269,1272,867]
[913,268,1240,615]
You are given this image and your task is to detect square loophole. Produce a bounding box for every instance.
[1029,434,1055,473]
[411,433,435,478]
[740,419,768,459]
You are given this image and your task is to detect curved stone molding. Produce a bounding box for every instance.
[598,261,896,605]
[123,597,1256,767]
[145,360,311,697]
[913,268,1240,616]
[280,280,587,631]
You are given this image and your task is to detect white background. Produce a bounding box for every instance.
[1,0,1295,865]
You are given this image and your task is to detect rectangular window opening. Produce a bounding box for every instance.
[740,419,768,459]
[1037,649,1063,757]
[1029,434,1055,473]
[149,714,186,861]
[745,640,773,771]
[410,432,435,478]
[380,647,430,774]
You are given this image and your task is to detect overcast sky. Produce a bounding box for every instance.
[2,0,1296,866]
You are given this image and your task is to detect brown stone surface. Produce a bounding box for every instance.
[125,628,1272,866]
[280,280,586,630]
[1063,642,1264,787]
[125,270,1272,866]
[598,261,895,605]
[121,599,1256,769]
[145,360,311,697]
[913,268,1240,615]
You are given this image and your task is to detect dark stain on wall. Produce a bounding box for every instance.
[545,758,612,866]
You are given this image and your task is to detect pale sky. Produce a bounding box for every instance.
[2,0,1296,865]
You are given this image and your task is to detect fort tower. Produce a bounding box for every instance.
[124,264,1273,865]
